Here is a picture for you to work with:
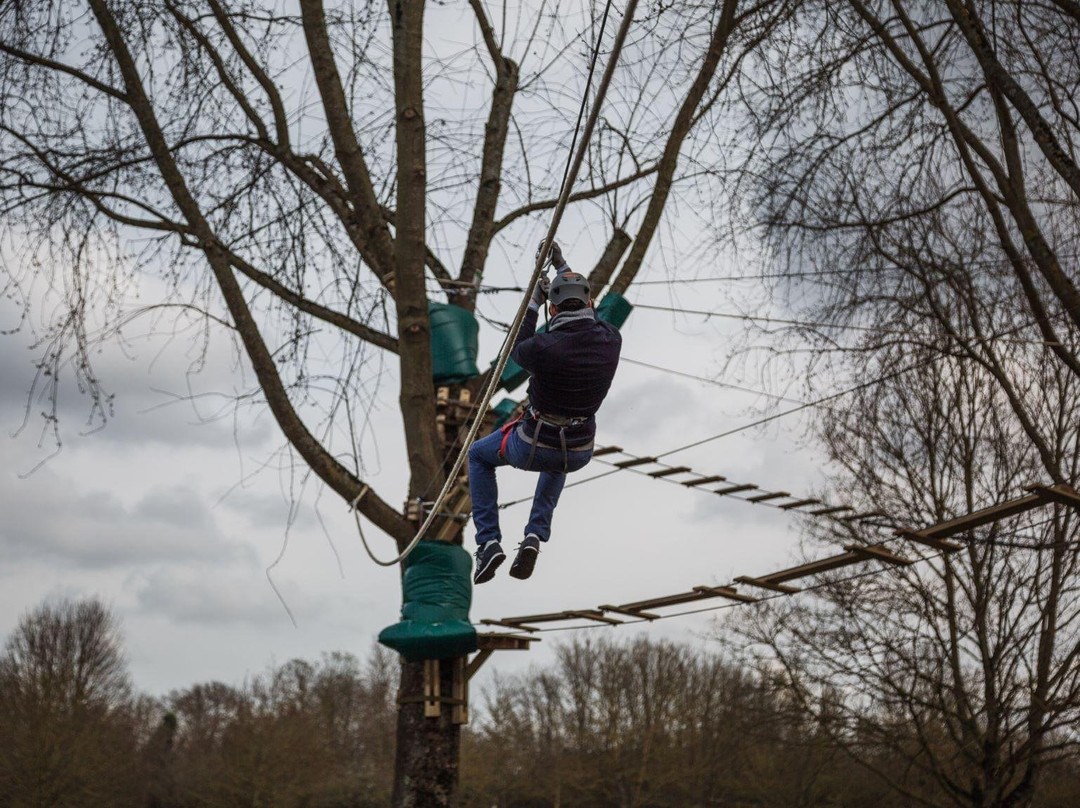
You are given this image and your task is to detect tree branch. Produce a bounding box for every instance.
[298,0,396,282]
[86,0,410,540]
[945,0,1080,202]
[608,0,741,296]
[491,164,658,235]
[207,0,292,150]
[388,0,443,507]
[0,42,127,101]
[587,228,631,298]
[459,0,520,306]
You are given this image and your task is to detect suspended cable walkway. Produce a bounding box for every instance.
[482,483,1080,634]
[501,443,890,526]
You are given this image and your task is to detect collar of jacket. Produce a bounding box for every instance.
[548,307,597,331]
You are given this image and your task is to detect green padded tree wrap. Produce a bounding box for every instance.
[492,398,520,427]
[429,302,480,384]
[400,541,472,621]
[378,541,478,661]
[596,292,633,329]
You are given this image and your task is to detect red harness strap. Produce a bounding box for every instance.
[498,416,522,460]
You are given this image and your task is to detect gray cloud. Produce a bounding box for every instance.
[0,315,274,453]
[218,490,322,532]
[603,378,701,446]
[0,469,255,568]
[132,567,329,627]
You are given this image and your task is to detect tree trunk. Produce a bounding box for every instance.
[391,659,461,808]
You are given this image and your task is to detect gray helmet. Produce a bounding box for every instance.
[548,271,591,306]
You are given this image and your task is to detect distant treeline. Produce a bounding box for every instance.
[1,597,1078,808]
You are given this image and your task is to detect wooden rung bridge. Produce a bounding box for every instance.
[484,483,1080,632]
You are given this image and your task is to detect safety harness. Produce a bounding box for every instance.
[498,405,593,473]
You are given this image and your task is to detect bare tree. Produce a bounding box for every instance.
[0,0,799,802]
[734,345,1080,808]
[736,0,1080,478]
[0,597,141,807]
[723,7,1080,806]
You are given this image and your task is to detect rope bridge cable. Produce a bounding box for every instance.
[429,251,1080,296]
[429,251,1080,295]
[508,546,953,634]
[620,357,818,406]
[497,304,1079,510]
[632,303,1069,348]
[653,306,1080,460]
[498,444,893,527]
[352,0,640,566]
[484,508,1076,635]
[496,354,940,512]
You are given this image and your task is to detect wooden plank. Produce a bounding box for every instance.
[494,611,578,626]
[469,634,537,682]
[844,510,887,522]
[746,491,790,503]
[568,610,624,625]
[479,619,541,633]
[1029,484,1080,510]
[424,659,441,718]
[811,505,855,516]
[599,604,661,620]
[475,633,536,651]
[759,551,864,584]
[779,498,823,510]
[451,657,468,724]
[914,493,1044,539]
[465,649,494,682]
[617,590,715,612]
[649,466,692,478]
[895,530,964,552]
[734,575,801,594]
[692,585,758,603]
[682,475,727,487]
[715,484,758,496]
[614,456,658,469]
[592,445,623,457]
[844,544,912,566]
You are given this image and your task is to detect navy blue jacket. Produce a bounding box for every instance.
[510,307,622,447]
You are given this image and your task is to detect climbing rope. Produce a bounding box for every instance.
[352,0,639,566]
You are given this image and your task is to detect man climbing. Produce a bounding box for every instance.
[469,241,622,584]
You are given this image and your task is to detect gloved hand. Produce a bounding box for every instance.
[535,239,568,272]
[528,273,550,312]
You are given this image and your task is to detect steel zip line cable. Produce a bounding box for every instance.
[631,303,1068,348]
[352,0,639,566]
[428,254,1080,294]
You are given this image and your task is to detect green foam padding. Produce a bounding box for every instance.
[492,398,520,428]
[429,301,480,384]
[378,540,478,662]
[596,292,633,329]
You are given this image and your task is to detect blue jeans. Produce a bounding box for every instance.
[468,426,593,546]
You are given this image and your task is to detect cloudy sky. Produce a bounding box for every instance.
[0,2,834,698]
[0,253,831,697]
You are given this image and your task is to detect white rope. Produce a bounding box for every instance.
[350,0,639,566]
[350,485,401,567]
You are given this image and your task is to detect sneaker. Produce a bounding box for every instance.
[509,534,542,580]
[473,540,506,584]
